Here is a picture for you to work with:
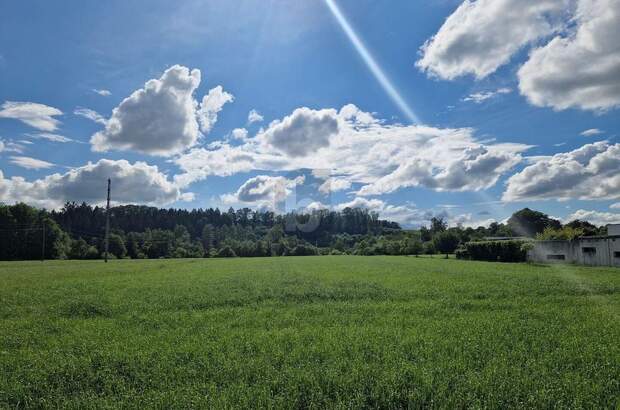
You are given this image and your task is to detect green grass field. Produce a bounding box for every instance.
[1,256,619,408]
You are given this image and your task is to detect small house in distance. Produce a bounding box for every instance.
[527,224,620,267]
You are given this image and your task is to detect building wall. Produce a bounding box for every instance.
[528,241,574,264]
[528,236,620,267]
[608,224,620,236]
[574,237,610,266]
[610,237,620,268]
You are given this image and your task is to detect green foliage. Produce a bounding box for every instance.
[432,230,461,256]
[201,224,216,253]
[289,244,318,256]
[0,257,618,408]
[430,216,448,234]
[536,226,584,241]
[107,233,127,259]
[216,246,237,258]
[0,203,70,260]
[145,229,175,259]
[465,240,530,262]
[507,208,561,237]
[1,203,611,261]
[455,246,469,260]
[423,241,436,255]
[520,241,535,253]
[564,219,602,236]
[400,237,423,256]
[68,238,99,260]
[51,202,400,247]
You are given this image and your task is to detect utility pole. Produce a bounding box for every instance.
[104,178,111,263]
[41,223,45,262]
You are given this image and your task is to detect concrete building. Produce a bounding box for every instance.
[527,224,620,267]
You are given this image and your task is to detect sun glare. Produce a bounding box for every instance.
[323,0,421,124]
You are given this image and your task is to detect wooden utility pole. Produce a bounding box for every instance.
[41,224,45,262]
[104,178,111,263]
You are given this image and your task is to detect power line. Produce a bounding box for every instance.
[67,229,104,238]
[0,227,44,232]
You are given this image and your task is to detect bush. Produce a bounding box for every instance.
[401,238,423,256]
[536,226,584,241]
[289,244,318,256]
[423,241,436,255]
[464,240,529,262]
[433,231,461,256]
[216,246,237,258]
[455,246,469,260]
[69,238,99,259]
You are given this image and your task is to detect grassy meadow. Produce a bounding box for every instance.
[0,256,619,408]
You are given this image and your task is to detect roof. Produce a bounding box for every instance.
[535,235,620,242]
[483,236,529,241]
[579,235,620,240]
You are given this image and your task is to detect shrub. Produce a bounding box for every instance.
[464,240,530,262]
[289,244,318,256]
[69,238,98,259]
[455,246,469,260]
[536,226,584,241]
[401,238,423,256]
[433,231,461,257]
[216,246,237,258]
[423,241,436,255]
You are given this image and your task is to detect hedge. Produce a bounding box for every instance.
[463,240,530,263]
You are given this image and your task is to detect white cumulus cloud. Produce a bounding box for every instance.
[564,209,620,226]
[29,133,79,144]
[230,128,249,141]
[262,107,339,157]
[357,144,523,196]
[0,140,26,153]
[90,65,232,156]
[220,174,305,210]
[174,104,530,196]
[0,101,63,131]
[9,156,55,170]
[580,128,604,136]
[503,141,620,201]
[318,177,352,195]
[416,0,568,80]
[74,107,107,125]
[247,109,264,124]
[462,88,512,104]
[335,197,455,228]
[93,89,111,96]
[0,159,186,209]
[197,85,234,134]
[518,0,620,112]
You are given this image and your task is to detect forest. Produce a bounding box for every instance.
[0,202,607,261]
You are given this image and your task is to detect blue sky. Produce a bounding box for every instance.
[0,0,619,227]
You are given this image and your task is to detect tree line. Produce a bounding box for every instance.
[0,202,607,260]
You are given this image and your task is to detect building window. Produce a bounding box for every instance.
[614,251,620,258]
[547,254,566,260]
[582,247,596,254]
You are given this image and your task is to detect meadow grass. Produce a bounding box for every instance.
[0,256,619,408]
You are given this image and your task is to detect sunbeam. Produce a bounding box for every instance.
[323,0,421,124]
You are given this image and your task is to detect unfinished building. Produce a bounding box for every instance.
[527,224,620,267]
